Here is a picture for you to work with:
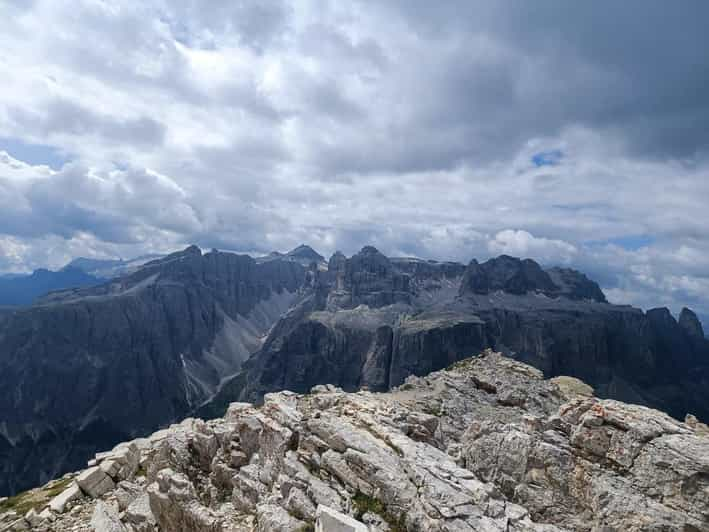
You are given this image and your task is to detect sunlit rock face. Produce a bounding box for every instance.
[3,352,707,531]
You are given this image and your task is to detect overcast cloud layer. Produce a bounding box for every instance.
[1,0,709,325]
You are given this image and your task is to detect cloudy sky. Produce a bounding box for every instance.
[1,0,708,324]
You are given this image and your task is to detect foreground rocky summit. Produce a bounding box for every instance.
[2,352,707,532]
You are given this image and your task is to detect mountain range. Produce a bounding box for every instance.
[0,267,104,307]
[0,255,164,308]
[0,244,707,497]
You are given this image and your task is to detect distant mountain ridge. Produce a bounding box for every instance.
[0,267,104,307]
[0,254,163,308]
[0,243,708,498]
[62,254,162,279]
[256,244,327,269]
[206,246,709,426]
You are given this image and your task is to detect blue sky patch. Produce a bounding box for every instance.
[590,235,655,251]
[532,149,564,167]
[0,137,71,170]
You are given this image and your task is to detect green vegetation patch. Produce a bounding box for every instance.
[0,477,73,515]
[352,491,407,532]
[422,402,442,417]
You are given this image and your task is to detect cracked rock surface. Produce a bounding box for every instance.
[2,351,707,531]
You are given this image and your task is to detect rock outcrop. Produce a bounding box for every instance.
[257,245,327,270]
[680,307,705,339]
[326,247,412,310]
[2,352,707,531]
[460,255,559,297]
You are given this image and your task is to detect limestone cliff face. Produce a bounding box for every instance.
[212,250,709,427]
[2,352,707,531]
[0,247,306,496]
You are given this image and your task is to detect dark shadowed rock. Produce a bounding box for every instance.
[679,307,705,339]
[546,266,607,302]
[459,255,558,296]
[326,246,411,309]
[0,246,306,496]
[286,244,325,264]
[257,245,326,270]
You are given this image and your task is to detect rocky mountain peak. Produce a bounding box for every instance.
[3,351,707,532]
[285,244,324,263]
[327,250,346,268]
[459,256,607,302]
[181,244,202,256]
[546,266,607,303]
[326,246,411,309]
[679,307,705,339]
[459,255,557,297]
[647,306,676,323]
[359,245,382,255]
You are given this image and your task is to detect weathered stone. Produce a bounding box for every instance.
[315,505,367,532]
[5,352,708,532]
[76,466,115,498]
[90,501,127,532]
[48,482,82,513]
[255,503,306,532]
[147,469,222,532]
[114,481,142,512]
[6,518,30,531]
[23,509,41,528]
[99,459,120,479]
[124,493,156,531]
[550,376,594,400]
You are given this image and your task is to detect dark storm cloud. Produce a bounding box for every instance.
[378,0,709,161]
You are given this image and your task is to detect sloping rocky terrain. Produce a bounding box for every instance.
[1,351,707,531]
[2,244,708,500]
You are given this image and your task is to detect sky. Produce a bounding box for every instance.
[1,1,708,325]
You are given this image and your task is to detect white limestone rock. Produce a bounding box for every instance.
[7,352,708,532]
[315,505,368,532]
[90,501,127,532]
[76,466,115,498]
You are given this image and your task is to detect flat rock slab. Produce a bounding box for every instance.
[49,482,82,514]
[76,467,115,498]
[315,505,368,532]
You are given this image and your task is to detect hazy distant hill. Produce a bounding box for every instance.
[0,267,104,307]
[63,254,162,279]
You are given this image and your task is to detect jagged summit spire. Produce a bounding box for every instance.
[286,244,324,261]
[679,307,705,338]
